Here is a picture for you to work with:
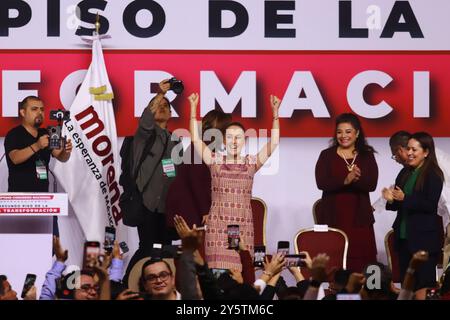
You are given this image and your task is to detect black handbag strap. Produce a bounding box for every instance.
[136,133,170,193]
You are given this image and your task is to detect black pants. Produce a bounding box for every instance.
[123,208,172,284]
[397,239,438,290]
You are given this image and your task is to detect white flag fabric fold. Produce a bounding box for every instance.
[54,35,127,244]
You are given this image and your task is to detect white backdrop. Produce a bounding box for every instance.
[2,136,449,293]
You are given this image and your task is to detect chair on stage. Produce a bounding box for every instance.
[294,226,349,279]
[384,229,401,283]
[312,199,321,224]
[251,197,268,247]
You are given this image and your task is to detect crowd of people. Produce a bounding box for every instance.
[1,79,450,301]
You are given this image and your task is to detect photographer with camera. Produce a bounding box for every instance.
[4,96,73,193]
[123,79,183,282]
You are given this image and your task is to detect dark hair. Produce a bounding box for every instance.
[139,258,173,292]
[202,110,232,135]
[410,132,444,191]
[224,122,246,133]
[19,95,41,112]
[0,275,7,296]
[56,269,95,299]
[147,95,170,109]
[389,131,411,154]
[331,113,376,155]
[278,286,305,300]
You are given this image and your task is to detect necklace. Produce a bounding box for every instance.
[339,149,358,171]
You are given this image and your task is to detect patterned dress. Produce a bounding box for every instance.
[205,154,256,271]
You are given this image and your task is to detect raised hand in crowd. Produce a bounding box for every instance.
[116,288,142,301]
[287,251,311,283]
[398,250,429,300]
[344,164,361,185]
[23,286,37,300]
[310,253,330,284]
[53,236,68,262]
[111,240,123,261]
[174,214,203,252]
[149,79,170,114]
[229,269,244,285]
[90,254,111,300]
[345,273,365,294]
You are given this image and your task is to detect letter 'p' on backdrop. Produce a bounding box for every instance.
[1,0,450,137]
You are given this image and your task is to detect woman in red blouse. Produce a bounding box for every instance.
[315,113,378,272]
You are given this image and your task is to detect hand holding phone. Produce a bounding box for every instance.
[83,241,101,269]
[254,246,266,267]
[285,254,307,268]
[21,274,36,299]
[104,227,116,253]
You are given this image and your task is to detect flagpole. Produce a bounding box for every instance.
[95,13,100,35]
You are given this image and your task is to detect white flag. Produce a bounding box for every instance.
[54,36,127,245]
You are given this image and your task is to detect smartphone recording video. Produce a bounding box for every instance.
[284,254,306,267]
[83,241,100,269]
[227,225,240,250]
[21,274,36,299]
[254,245,266,267]
[277,241,290,255]
[104,226,116,253]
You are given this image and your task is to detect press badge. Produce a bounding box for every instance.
[161,159,176,178]
[35,160,48,180]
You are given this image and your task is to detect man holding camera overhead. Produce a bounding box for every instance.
[124,79,183,278]
[4,96,72,193]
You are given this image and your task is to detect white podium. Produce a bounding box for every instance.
[0,193,68,299]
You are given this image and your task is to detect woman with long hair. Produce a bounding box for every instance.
[189,92,281,271]
[315,113,378,272]
[383,132,444,289]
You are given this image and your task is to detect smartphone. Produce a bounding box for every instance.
[21,274,36,299]
[119,241,129,254]
[284,254,307,267]
[104,226,116,252]
[277,241,290,255]
[227,225,240,250]
[83,241,101,269]
[254,245,266,267]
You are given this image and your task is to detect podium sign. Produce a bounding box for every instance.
[0,193,68,299]
[0,193,68,216]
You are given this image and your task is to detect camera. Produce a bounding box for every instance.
[50,109,70,121]
[167,77,184,94]
[47,125,66,150]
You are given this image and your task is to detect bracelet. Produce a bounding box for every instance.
[262,271,273,277]
[273,116,279,120]
[30,145,36,153]
[406,267,415,275]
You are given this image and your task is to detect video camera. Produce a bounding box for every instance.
[47,109,70,150]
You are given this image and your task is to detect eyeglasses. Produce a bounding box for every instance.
[391,154,397,160]
[144,271,172,283]
[79,284,100,292]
